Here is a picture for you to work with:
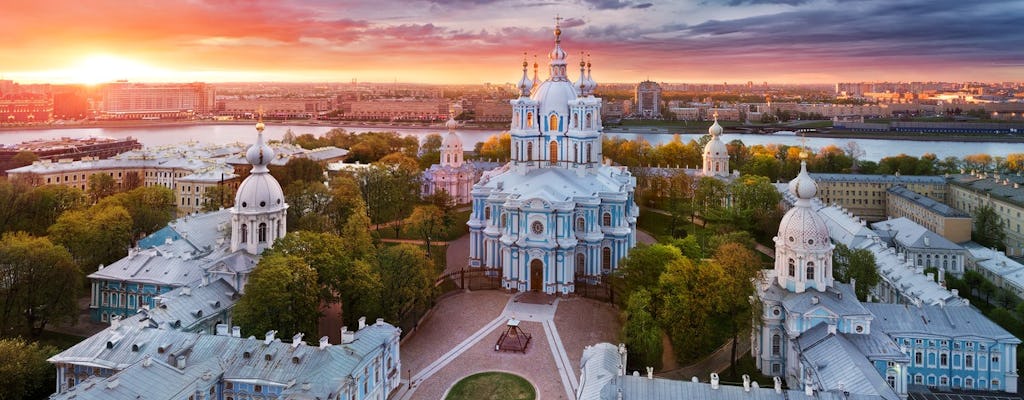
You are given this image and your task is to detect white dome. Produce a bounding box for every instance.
[443,130,462,149]
[532,79,579,125]
[234,171,286,213]
[708,119,724,136]
[445,116,459,130]
[777,206,830,250]
[245,133,275,173]
[788,161,817,199]
[703,136,728,157]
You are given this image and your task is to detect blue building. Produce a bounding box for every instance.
[466,22,638,294]
[48,316,401,400]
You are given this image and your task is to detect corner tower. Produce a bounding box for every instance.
[702,113,729,176]
[230,117,288,255]
[773,156,834,293]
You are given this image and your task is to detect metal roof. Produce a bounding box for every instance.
[865,303,1020,343]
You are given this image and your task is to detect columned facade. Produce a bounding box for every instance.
[230,118,287,255]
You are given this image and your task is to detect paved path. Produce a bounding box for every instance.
[396,292,579,400]
[377,238,450,246]
[657,336,752,381]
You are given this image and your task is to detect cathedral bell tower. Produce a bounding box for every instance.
[230,116,288,255]
[773,154,834,293]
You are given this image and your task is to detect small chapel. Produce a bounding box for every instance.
[421,116,489,204]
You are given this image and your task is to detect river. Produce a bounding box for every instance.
[1,123,1020,162]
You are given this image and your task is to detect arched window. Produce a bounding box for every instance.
[484,206,491,221]
[549,114,558,131]
[602,212,612,226]
[572,113,578,128]
[806,262,815,280]
[772,334,781,355]
[585,112,593,129]
[965,377,973,388]
[258,223,267,243]
[788,258,795,277]
[526,112,533,128]
[576,253,585,276]
[501,213,507,229]
[550,141,558,164]
[576,217,585,232]
[602,247,612,271]
[586,143,593,163]
[515,143,520,160]
[240,224,248,243]
[527,142,533,161]
[574,143,579,163]
[446,154,451,164]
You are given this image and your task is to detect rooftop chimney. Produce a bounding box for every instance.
[774,376,783,393]
[231,326,241,338]
[743,374,751,392]
[216,324,228,336]
[319,336,331,349]
[264,330,277,345]
[358,316,366,330]
[341,326,355,344]
[292,333,304,348]
[711,373,720,389]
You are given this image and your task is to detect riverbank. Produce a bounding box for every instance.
[603,125,1024,144]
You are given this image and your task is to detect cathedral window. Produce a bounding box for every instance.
[258,223,267,243]
[602,212,611,226]
[527,142,533,161]
[241,224,248,243]
[586,143,593,163]
[501,213,507,229]
[526,112,533,128]
[576,253,585,276]
[574,143,579,163]
[806,262,815,280]
[531,221,544,235]
[550,141,558,164]
[572,113,578,128]
[788,259,795,277]
[576,217,585,232]
[585,112,593,129]
[549,114,559,131]
[485,206,491,221]
[772,334,781,356]
[602,247,612,271]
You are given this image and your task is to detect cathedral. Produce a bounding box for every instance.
[421,117,490,204]
[466,22,639,294]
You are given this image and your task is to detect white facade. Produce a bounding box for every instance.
[230,119,288,255]
[467,23,638,294]
[421,117,481,204]
[701,114,730,177]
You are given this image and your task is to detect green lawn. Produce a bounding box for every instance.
[445,372,536,400]
[379,209,472,242]
[717,354,778,388]
[637,207,713,243]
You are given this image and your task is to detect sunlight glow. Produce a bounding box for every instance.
[66,54,166,85]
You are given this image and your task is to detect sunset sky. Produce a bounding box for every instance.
[2,0,1022,85]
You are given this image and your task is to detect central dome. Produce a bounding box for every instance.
[777,206,830,250]
[531,80,579,126]
[234,172,286,214]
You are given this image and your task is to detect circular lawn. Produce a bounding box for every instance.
[444,371,536,400]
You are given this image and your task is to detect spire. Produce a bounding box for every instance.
[517,53,533,97]
[532,55,540,91]
[245,107,274,173]
[547,16,568,81]
[576,52,587,95]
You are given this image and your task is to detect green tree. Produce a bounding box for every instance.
[613,244,682,304]
[9,151,39,168]
[973,204,1006,250]
[0,338,58,400]
[342,200,375,261]
[693,177,729,225]
[233,253,320,340]
[714,242,762,375]
[419,133,443,168]
[658,257,725,362]
[832,243,879,301]
[271,157,324,189]
[100,186,176,240]
[0,232,81,337]
[201,183,236,212]
[285,180,333,233]
[373,244,436,329]
[0,183,86,236]
[87,173,117,202]
[48,203,133,271]
[405,205,445,256]
[621,289,663,370]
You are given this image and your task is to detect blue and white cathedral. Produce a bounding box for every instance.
[466,22,638,294]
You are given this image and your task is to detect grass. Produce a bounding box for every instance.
[637,207,714,243]
[380,209,472,242]
[445,372,536,400]
[717,354,778,388]
[36,330,87,351]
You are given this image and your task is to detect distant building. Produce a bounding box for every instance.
[217,98,331,119]
[0,93,52,123]
[0,136,140,176]
[871,217,967,277]
[947,172,1024,256]
[885,186,972,243]
[100,81,215,119]
[811,173,947,222]
[421,117,499,204]
[634,80,661,119]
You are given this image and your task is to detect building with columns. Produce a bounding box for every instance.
[230,118,287,255]
[702,114,730,177]
[466,22,638,294]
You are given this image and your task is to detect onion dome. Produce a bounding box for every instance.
[788,160,818,200]
[445,115,459,131]
[575,57,587,94]
[517,56,533,97]
[777,160,828,252]
[245,117,274,173]
[584,59,597,95]
[708,112,724,136]
[531,58,540,92]
[702,113,727,157]
[549,23,567,62]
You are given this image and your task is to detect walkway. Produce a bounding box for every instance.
[395,292,580,400]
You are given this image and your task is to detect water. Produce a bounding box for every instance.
[2,123,1021,162]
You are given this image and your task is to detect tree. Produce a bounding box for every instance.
[48,203,133,271]
[0,183,86,236]
[271,157,324,189]
[405,205,445,256]
[693,177,729,225]
[285,180,333,233]
[475,132,511,161]
[0,338,58,400]
[9,151,39,169]
[341,201,375,261]
[0,233,81,337]
[99,186,176,240]
[714,242,762,375]
[86,172,117,202]
[201,183,236,212]
[373,244,436,328]
[832,243,879,301]
[613,244,682,303]
[420,133,443,168]
[121,171,143,191]
[658,257,726,362]
[622,289,663,370]
[233,253,320,340]
[973,204,1006,250]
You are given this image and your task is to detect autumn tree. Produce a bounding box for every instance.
[474,132,511,161]
[0,232,81,337]
[832,242,880,301]
[0,338,58,400]
[233,253,320,340]
[9,151,39,168]
[714,242,763,374]
[973,204,1006,250]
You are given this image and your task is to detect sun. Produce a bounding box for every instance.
[68,54,162,85]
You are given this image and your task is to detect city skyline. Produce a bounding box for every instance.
[2,0,1023,85]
